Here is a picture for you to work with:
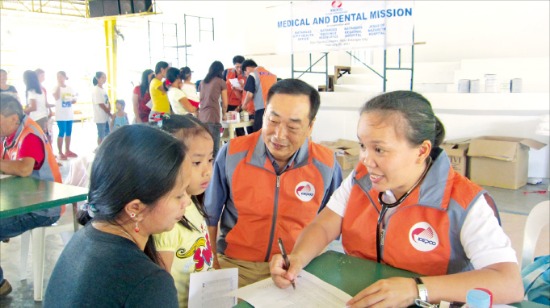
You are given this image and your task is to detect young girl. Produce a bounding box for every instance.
[91,71,111,145]
[152,114,214,307]
[111,99,129,130]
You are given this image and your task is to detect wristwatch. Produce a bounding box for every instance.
[414,277,429,302]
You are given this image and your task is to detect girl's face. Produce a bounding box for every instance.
[183,133,214,196]
[98,74,107,86]
[144,158,192,234]
[116,103,124,112]
[357,111,427,197]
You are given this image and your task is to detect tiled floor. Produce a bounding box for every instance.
[1,121,549,307]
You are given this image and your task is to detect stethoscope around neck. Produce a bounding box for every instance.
[374,156,432,263]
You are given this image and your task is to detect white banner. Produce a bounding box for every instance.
[272,1,415,53]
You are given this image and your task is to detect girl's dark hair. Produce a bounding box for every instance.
[155,61,169,74]
[140,69,154,97]
[77,125,188,264]
[165,67,181,87]
[203,61,224,84]
[92,71,105,86]
[360,90,445,155]
[23,70,42,101]
[151,114,213,231]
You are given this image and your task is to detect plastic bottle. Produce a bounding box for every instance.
[463,289,491,308]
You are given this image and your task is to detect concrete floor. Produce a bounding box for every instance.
[1,121,549,307]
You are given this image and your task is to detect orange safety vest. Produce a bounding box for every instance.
[341,150,499,275]
[225,68,246,107]
[1,116,61,183]
[221,131,337,262]
[251,67,277,111]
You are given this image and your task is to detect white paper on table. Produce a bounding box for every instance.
[188,268,238,308]
[229,78,242,90]
[0,174,13,179]
[145,99,152,109]
[234,270,352,308]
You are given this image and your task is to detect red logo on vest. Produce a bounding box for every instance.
[295,181,316,202]
[409,222,439,252]
[331,1,342,8]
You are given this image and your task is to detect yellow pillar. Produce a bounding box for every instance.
[104,18,117,107]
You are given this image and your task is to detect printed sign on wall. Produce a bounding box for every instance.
[272,1,414,53]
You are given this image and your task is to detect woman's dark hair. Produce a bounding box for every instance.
[151,114,213,231]
[180,67,192,81]
[155,61,169,74]
[23,70,42,100]
[77,125,188,264]
[92,71,105,86]
[266,78,320,124]
[165,67,181,86]
[360,90,445,155]
[203,61,224,84]
[140,69,154,97]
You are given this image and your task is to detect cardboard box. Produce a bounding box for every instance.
[441,138,470,177]
[320,139,361,170]
[467,136,546,189]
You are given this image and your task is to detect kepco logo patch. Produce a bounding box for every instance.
[331,1,343,8]
[295,181,315,202]
[409,222,439,252]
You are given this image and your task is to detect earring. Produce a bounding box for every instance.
[130,212,136,218]
[134,221,140,233]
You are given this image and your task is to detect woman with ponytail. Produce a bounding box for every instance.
[165,67,197,116]
[149,61,170,121]
[44,125,192,307]
[270,91,523,307]
[91,71,111,145]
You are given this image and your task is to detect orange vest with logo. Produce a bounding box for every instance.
[220,131,337,262]
[225,68,246,107]
[251,67,277,111]
[1,116,61,183]
[341,150,499,275]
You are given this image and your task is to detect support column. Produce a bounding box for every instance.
[104,18,117,107]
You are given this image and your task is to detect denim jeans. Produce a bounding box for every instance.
[206,122,222,159]
[0,213,60,282]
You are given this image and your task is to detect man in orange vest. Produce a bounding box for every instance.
[241,59,277,133]
[0,93,62,297]
[224,55,249,136]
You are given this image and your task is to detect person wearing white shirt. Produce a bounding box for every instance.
[23,70,48,133]
[53,71,78,160]
[91,71,111,145]
[165,67,196,116]
[270,91,523,307]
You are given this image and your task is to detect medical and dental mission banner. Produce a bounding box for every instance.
[272,1,415,53]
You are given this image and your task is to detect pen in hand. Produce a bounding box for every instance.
[278,238,296,290]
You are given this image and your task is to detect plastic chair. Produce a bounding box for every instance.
[19,205,78,301]
[521,200,550,269]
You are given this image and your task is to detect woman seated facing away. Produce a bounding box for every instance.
[270,91,523,307]
[44,125,192,308]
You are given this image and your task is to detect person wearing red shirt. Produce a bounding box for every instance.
[0,93,62,298]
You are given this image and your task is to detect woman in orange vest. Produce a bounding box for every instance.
[270,91,523,307]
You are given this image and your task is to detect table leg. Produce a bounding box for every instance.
[31,227,46,301]
[229,124,236,139]
[72,202,79,232]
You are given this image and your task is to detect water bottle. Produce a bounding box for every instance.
[463,289,491,308]
[241,110,249,122]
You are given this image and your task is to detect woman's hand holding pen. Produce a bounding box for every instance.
[269,253,303,289]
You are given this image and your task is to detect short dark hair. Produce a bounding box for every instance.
[0,93,24,121]
[266,79,320,123]
[241,59,258,72]
[165,67,181,84]
[79,125,188,264]
[232,55,245,65]
[360,90,446,153]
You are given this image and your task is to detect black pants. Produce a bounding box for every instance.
[252,109,264,133]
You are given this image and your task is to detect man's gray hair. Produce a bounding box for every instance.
[0,93,24,121]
